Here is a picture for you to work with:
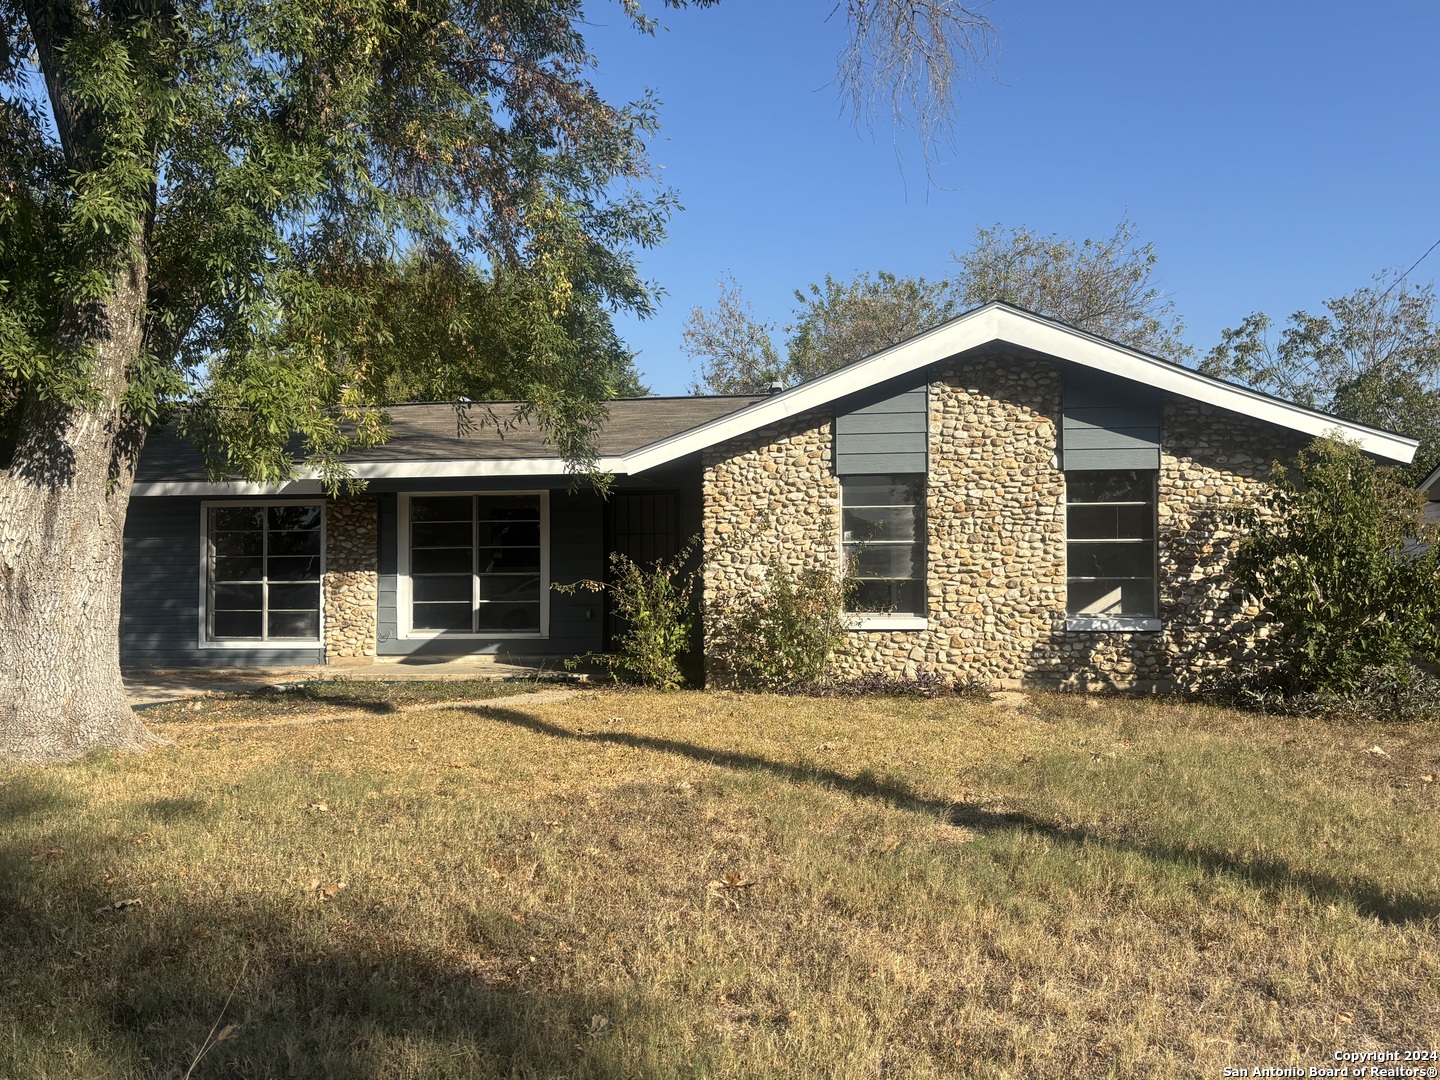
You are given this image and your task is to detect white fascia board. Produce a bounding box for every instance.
[623,307,1005,474]
[1419,463,1440,498]
[131,455,627,496]
[622,304,1418,472]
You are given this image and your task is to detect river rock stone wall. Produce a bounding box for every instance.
[323,497,379,663]
[699,355,1299,691]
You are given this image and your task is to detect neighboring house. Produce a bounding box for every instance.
[124,302,1417,690]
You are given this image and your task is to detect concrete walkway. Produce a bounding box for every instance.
[123,656,595,706]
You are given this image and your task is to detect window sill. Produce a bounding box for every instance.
[1064,616,1161,633]
[199,639,323,650]
[400,631,548,641]
[843,615,928,632]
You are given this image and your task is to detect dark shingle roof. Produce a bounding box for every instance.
[134,396,769,483]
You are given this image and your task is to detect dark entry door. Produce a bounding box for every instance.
[603,492,681,647]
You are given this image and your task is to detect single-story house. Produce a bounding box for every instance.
[123,302,1418,690]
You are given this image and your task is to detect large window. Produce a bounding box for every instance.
[206,504,323,642]
[408,494,544,635]
[1065,471,1157,618]
[841,475,925,615]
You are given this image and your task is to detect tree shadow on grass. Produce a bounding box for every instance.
[0,771,649,1080]
[467,704,1440,927]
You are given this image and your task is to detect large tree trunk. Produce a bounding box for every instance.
[0,259,162,765]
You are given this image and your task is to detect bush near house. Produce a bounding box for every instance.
[1227,437,1440,712]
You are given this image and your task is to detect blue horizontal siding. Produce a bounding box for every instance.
[1062,370,1161,471]
[835,385,927,476]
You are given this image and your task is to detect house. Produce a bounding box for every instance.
[123,302,1418,690]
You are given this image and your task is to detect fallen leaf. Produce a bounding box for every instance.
[1421,774,1434,784]
[308,802,330,813]
[587,1014,610,1037]
[1334,1011,1354,1024]
[708,869,755,890]
[95,898,143,915]
[216,1023,239,1042]
[1365,745,1389,758]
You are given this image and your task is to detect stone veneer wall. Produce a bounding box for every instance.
[700,355,1301,691]
[323,497,379,663]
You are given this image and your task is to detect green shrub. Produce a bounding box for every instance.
[1232,437,1440,695]
[712,560,852,690]
[554,539,698,689]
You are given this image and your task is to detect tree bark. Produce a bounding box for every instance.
[0,258,163,765]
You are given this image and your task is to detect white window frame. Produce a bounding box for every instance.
[1062,470,1161,633]
[838,473,928,631]
[197,500,327,650]
[396,490,551,640]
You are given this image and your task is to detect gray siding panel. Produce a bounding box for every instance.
[121,496,324,668]
[1062,370,1161,471]
[835,385,927,475]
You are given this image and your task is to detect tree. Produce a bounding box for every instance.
[0,1,999,762]
[1200,276,1440,482]
[1232,438,1440,694]
[952,217,1193,361]
[787,271,960,381]
[681,273,785,394]
[684,270,955,393]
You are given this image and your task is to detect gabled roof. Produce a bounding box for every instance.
[131,302,1416,495]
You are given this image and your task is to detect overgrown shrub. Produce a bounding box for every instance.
[1200,661,1440,724]
[1232,437,1440,696]
[711,560,851,690]
[554,539,698,689]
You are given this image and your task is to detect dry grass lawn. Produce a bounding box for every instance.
[2,684,1438,1078]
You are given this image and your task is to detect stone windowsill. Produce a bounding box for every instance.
[1065,616,1162,633]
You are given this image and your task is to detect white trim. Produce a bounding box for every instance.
[396,490,551,641]
[1065,616,1162,633]
[1420,462,1440,498]
[134,457,628,496]
[133,305,1418,498]
[622,305,1418,471]
[198,499,327,650]
[844,615,929,631]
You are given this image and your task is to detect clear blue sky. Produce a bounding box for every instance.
[581,0,1440,395]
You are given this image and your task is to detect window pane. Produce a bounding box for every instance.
[1066,471,1151,503]
[213,556,263,582]
[267,556,321,581]
[413,575,473,603]
[268,610,320,639]
[213,583,263,610]
[268,583,320,611]
[476,497,541,519]
[1068,504,1155,541]
[268,529,322,557]
[411,547,473,575]
[477,520,541,547]
[477,546,541,572]
[476,602,541,632]
[414,603,473,631]
[849,543,919,579]
[1068,577,1155,616]
[849,578,922,614]
[213,507,262,531]
[411,497,473,523]
[478,575,541,601]
[841,476,925,506]
[412,521,473,548]
[843,506,916,542]
[213,610,263,638]
[267,505,321,531]
[1068,541,1154,579]
[213,530,262,557]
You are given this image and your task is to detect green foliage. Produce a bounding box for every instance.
[1232,437,1440,694]
[1201,276,1440,482]
[713,561,853,690]
[555,540,698,690]
[2,0,681,479]
[953,216,1192,361]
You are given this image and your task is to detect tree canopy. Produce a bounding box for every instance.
[1201,276,1440,482]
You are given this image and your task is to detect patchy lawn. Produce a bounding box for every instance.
[2,688,1437,1079]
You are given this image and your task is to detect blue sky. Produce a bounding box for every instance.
[582,0,1440,395]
